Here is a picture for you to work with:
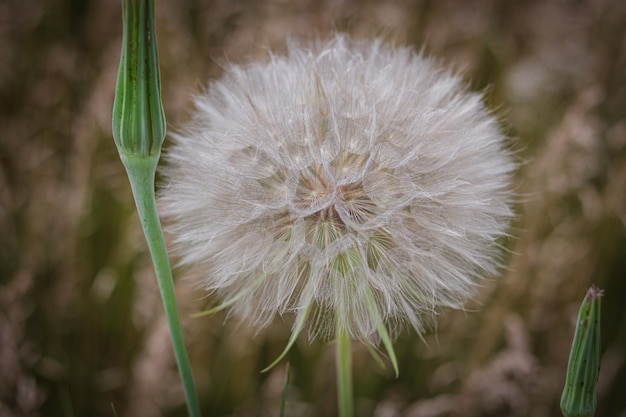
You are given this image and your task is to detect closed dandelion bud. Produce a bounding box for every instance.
[160,35,515,353]
[561,286,603,417]
[112,0,166,160]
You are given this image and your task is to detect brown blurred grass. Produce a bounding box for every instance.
[1,0,625,416]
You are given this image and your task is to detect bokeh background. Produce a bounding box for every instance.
[1,0,625,416]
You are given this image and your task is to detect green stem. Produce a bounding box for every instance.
[120,153,202,417]
[336,327,354,417]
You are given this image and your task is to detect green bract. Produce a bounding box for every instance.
[112,0,165,159]
[560,286,603,417]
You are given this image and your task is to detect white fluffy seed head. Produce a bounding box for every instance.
[160,35,515,343]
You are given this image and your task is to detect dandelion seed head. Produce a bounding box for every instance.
[160,35,515,342]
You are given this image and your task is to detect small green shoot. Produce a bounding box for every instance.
[560,285,603,417]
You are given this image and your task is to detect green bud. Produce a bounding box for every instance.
[560,286,603,417]
[112,0,166,159]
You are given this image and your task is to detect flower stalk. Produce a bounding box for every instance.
[336,327,354,417]
[112,1,201,416]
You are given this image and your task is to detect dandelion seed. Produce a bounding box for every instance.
[160,35,515,356]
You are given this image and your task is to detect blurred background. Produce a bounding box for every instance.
[1,0,625,416]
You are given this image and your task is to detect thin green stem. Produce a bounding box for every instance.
[336,326,354,417]
[120,153,202,417]
[279,363,290,417]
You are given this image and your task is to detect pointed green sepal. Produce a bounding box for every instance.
[261,304,312,373]
[192,274,268,318]
[560,285,603,417]
[112,0,166,159]
[376,320,399,378]
[362,286,399,377]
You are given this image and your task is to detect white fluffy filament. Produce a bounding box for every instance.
[160,35,515,344]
